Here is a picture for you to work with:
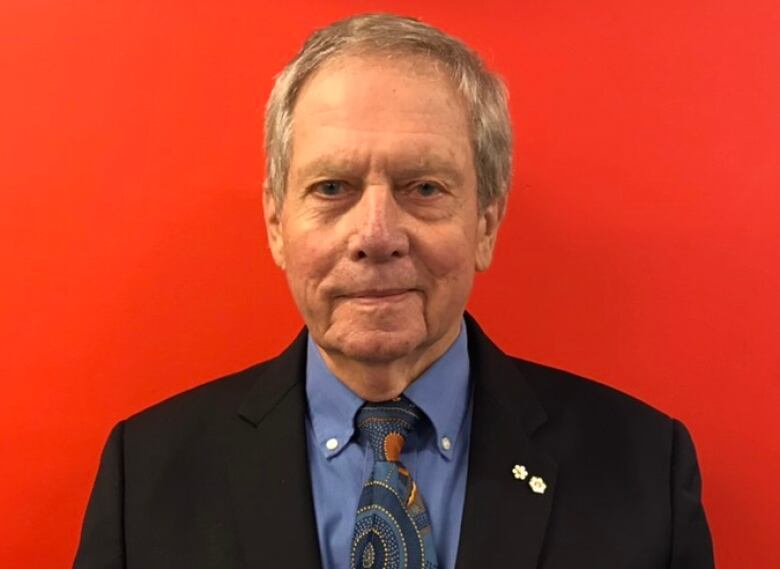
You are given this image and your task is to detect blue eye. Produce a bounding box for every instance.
[315,180,345,197]
[415,182,441,198]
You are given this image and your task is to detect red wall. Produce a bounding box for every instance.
[2,1,778,567]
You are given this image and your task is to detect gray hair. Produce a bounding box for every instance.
[264,13,512,209]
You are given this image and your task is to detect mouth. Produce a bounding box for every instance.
[342,289,416,303]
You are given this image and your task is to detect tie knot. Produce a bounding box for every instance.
[355,396,423,462]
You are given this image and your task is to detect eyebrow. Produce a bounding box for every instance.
[293,155,466,185]
[294,157,364,182]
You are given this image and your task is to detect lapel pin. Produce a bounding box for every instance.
[529,476,547,494]
[512,464,528,480]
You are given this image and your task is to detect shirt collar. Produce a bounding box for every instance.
[305,319,470,462]
[305,337,364,460]
[404,320,470,460]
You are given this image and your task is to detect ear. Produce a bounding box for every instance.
[263,187,286,270]
[475,195,507,272]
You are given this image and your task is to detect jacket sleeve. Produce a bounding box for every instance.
[73,422,127,569]
[669,419,715,568]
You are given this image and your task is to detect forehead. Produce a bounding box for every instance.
[289,54,473,175]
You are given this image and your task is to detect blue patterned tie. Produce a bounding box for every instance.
[350,396,439,569]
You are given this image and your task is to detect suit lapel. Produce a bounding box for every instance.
[226,331,322,568]
[456,315,558,569]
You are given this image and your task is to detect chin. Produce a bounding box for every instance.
[342,336,420,363]
[322,324,427,364]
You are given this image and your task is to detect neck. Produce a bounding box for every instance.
[315,324,461,402]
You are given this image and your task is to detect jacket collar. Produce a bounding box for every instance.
[455,313,557,568]
[236,328,308,427]
[228,329,323,567]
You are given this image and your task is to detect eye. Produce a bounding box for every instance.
[312,180,346,198]
[412,181,443,198]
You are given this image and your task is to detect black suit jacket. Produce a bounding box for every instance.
[74,315,714,568]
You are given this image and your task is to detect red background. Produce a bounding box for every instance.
[1,1,778,567]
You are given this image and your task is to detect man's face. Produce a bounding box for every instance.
[265,55,504,365]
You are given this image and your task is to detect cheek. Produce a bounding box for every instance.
[414,228,476,331]
[281,230,338,295]
[416,227,477,281]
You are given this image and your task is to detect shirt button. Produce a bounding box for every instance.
[325,438,339,451]
[441,436,452,451]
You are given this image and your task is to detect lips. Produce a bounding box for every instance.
[348,289,411,298]
[339,288,417,304]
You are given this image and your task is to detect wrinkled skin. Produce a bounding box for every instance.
[264,55,505,400]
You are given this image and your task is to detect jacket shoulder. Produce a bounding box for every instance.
[509,357,675,438]
[115,360,284,461]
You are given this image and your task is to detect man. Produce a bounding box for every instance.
[74,14,714,569]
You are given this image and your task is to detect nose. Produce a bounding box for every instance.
[347,185,410,262]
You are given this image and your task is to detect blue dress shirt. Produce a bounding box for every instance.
[305,320,472,569]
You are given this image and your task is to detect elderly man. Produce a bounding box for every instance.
[74,14,714,569]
